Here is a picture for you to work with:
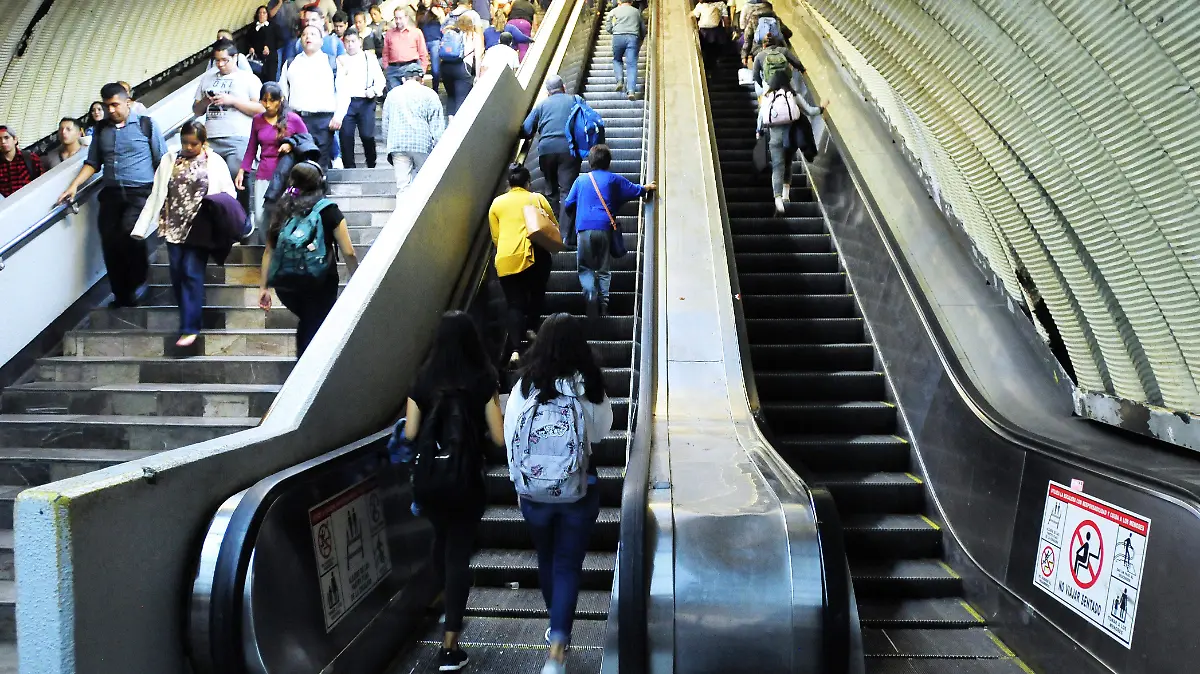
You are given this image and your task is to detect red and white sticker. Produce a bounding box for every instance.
[1033,481,1149,648]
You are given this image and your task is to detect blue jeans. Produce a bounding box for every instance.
[427,40,442,91]
[612,34,640,93]
[519,486,601,645]
[577,229,612,314]
[442,61,474,116]
[167,243,207,335]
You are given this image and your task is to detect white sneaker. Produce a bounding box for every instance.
[781,185,791,203]
[774,196,786,214]
[540,658,567,674]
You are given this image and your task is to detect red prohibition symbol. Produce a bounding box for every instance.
[1040,546,1055,577]
[1070,520,1104,589]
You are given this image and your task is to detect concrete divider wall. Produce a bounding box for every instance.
[14,0,578,670]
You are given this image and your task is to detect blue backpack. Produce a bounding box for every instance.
[754,16,782,44]
[565,96,605,160]
[440,29,466,63]
[266,199,335,291]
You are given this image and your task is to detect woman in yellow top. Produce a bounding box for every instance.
[489,162,556,365]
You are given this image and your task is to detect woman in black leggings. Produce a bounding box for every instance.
[403,311,505,672]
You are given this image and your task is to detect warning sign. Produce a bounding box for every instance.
[309,476,393,632]
[1032,481,1150,648]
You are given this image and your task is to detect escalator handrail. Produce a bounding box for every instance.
[690,32,856,673]
[806,84,1200,518]
[616,2,656,669]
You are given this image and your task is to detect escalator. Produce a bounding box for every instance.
[703,53,1030,672]
[387,9,649,672]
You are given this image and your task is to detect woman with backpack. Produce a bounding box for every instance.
[403,310,504,672]
[132,121,238,348]
[750,31,804,98]
[257,161,359,356]
[562,144,655,318]
[504,312,613,674]
[489,162,556,366]
[757,88,823,215]
[440,15,485,116]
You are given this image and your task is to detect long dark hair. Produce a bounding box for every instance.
[260,81,291,141]
[268,161,324,245]
[417,311,497,392]
[519,313,606,404]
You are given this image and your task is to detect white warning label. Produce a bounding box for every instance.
[1032,481,1150,648]
[309,476,393,632]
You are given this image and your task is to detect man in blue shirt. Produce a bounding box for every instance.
[58,82,166,308]
[521,75,582,241]
[563,143,654,317]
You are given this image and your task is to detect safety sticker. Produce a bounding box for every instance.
[309,476,393,632]
[1032,481,1149,648]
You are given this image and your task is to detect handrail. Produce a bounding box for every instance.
[690,27,856,674]
[616,2,656,669]
[0,106,198,269]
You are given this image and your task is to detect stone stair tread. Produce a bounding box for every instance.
[40,355,294,363]
[68,328,295,336]
[0,414,260,427]
[7,382,281,394]
[0,580,13,605]
[0,448,158,463]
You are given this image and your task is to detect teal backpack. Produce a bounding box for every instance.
[266,199,335,291]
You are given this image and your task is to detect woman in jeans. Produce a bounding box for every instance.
[441,15,484,116]
[257,162,358,356]
[237,82,308,241]
[133,121,237,347]
[488,163,555,366]
[563,144,654,317]
[404,311,504,672]
[417,4,445,92]
[504,313,613,674]
[757,77,823,214]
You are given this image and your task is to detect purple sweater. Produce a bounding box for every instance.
[241,112,308,178]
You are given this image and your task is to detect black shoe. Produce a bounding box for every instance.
[437,648,469,671]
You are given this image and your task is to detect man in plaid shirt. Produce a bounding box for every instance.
[381,63,445,193]
[0,126,42,197]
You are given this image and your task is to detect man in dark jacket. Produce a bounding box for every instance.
[521,75,582,240]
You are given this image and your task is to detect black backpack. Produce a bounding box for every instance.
[411,388,485,506]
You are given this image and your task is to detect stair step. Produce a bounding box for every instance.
[748,344,876,372]
[0,448,156,487]
[753,371,885,401]
[761,401,896,435]
[0,414,258,451]
[857,597,985,629]
[465,587,610,620]
[740,294,857,318]
[817,472,926,513]
[477,506,621,550]
[861,627,1009,659]
[850,558,963,599]
[732,234,831,254]
[33,356,295,385]
[772,434,910,472]
[63,329,296,358]
[745,317,864,345]
[735,251,839,273]
[485,466,624,506]
[0,381,279,417]
[469,549,615,591]
[738,272,846,295]
[842,513,943,559]
[89,305,301,331]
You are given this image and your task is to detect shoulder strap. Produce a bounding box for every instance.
[588,173,617,230]
[21,152,35,178]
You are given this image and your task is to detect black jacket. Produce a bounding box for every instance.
[264,132,321,202]
[186,193,248,266]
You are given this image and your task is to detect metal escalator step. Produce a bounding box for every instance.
[857,598,985,629]
[734,252,839,273]
[726,200,821,217]
[862,627,1009,659]
[772,434,910,472]
[864,659,1032,674]
[728,216,827,235]
[465,587,610,620]
[760,400,896,434]
[418,615,608,649]
[392,641,602,674]
[842,513,942,558]
[738,272,846,294]
[748,344,877,371]
[816,472,925,513]
[745,317,864,344]
[731,233,832,254]
[478,506,621,550]
[753,371,885,401]
[470,549,616,591]
[545,291,636,315]
[740,294,858,318]
[851,559,963,599]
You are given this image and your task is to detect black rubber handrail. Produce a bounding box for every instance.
[616,2,657,669]
[691,31,856,673]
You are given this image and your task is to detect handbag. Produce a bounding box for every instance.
[752,133,770,174]
[523,194,566,252]
[589,173,627,259]
[737,67,754,86]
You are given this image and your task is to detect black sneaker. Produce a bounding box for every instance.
[437,647,469,671]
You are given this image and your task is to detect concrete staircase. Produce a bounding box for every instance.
[0,155,396,667]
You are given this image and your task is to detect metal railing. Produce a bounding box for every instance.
[616,3,657,670]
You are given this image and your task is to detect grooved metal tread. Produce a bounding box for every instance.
[465,588,610,620]
[862,627,1008,658]
[390,641,602,674]
[481,505,621,525]
[418,616,607,648]
[850,559,959,582]
[841,513,939,533]
[857,598,985,628]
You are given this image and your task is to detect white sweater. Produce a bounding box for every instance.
[131,148,236,240]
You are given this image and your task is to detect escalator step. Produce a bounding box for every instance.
[728,216,828,235]
[842,513,943,558]
[485,465,624,506]
[761,401,896,434]
[857,598,985,629]
[864,659,1031,674]
[771,434,910,472]
[478,505,621,550]
[817,472,926,513]
[466,587,610,620]
[850,559,963,598]
[738,272,846,294]
[740,294,858,318]
[734,252,839,273]
[395,642,602,674]
[862,627,1010,658]
[748,344,877,371]
[470,549,616,591]
[753,371,885,400]
[419,615,608,648]
[731,234,831,254]
[745,317,864,344]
